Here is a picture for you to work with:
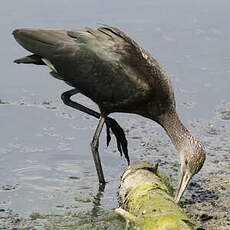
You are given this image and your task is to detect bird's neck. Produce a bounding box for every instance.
[156,110,192,152]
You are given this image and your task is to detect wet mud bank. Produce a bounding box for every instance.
[0,100,229,229]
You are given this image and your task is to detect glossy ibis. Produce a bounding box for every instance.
[13,25,205,202]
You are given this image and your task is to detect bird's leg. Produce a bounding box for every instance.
[91,116,106,184]
[61,89,130,164]
[61,89,100,118]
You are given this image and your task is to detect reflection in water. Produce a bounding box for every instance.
[91,183,105,218]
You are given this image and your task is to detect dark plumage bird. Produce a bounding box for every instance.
[13,25,206,202]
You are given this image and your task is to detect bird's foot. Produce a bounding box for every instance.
[105,117,130,164]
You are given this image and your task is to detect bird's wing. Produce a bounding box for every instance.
[13,26,161,75]
[97,25,171,92]
[95,26,176,109]
[13,26,172,97]
[66,26,166,84]
[13,29,78,59]
[68,25,158,65]
[98,25,162,67]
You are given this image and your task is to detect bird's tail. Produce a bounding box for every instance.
[13,29,73,58]
[14,54,44,65]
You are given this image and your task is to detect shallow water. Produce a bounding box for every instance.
[0,0,230,229]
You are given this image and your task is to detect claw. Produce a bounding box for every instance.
[105,118,130,164]
[105,123,112,147]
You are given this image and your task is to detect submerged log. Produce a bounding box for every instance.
[116,161,199,230]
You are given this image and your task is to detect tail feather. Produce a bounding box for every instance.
[14,54,44,65]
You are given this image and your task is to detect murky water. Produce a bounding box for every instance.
[0,0,229,229]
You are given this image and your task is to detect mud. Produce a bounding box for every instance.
[0,100,229,229]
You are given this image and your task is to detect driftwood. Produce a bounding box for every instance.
[116,161,199,230]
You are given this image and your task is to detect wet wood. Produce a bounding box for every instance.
[116,161,199,230]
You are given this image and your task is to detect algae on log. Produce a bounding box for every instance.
[116,161,199,230]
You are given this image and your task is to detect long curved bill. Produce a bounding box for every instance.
[174,171,192,203]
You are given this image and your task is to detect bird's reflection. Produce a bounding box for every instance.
[90,183,105,218]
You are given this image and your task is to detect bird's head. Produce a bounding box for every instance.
[174,137,206,203]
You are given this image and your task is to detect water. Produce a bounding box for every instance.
[0,0,229,229]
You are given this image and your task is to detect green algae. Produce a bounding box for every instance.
[117,162,198,230]
[30,212,46,220]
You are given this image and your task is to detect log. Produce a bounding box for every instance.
[116,161,199,230]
